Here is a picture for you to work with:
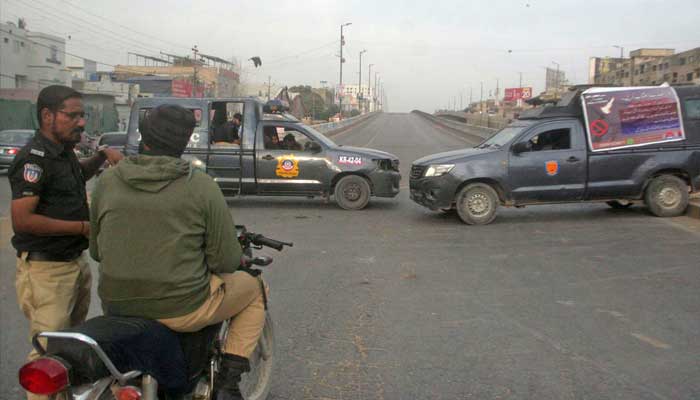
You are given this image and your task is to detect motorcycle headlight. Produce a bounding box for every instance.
[425,164,454,177]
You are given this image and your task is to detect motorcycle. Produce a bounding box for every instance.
[18,225,292,400]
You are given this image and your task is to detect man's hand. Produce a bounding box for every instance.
[101,147,124,166]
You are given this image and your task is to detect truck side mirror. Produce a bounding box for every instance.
[512,141,531,154]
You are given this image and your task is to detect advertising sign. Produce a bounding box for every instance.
[504,87,533,101]
[581,86,685,152]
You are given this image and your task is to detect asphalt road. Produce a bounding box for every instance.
[1,113,699,399]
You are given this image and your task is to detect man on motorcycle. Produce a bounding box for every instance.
[89,104,265,400]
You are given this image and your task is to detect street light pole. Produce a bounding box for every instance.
[368,63,374,112]
[338,22,352,119]
[358,49,366,114]
[374,72,379,112]
[552,61,560,98]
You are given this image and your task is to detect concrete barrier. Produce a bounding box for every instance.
[411,110,497,143]
[313,112,380,136]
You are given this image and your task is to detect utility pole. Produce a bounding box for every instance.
[267,75,271,100]
[191,45,199,97]
[480,82,484,114]
[469,87,473,111]
[519,72,523,88]
[460,92,463,111]
[368,64,374,112]
[374,72,379,112]
[338,22,352,119]
[358,49,366,114]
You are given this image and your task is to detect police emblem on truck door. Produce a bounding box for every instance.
[276,154,300,178]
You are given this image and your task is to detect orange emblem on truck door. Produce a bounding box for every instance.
[545,160,559,176]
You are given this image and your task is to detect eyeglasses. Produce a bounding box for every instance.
[56,110,86,120]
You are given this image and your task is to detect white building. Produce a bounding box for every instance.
[341,84,375,112]
[0,20,71,93]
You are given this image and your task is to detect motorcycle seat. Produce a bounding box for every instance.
[46,316,217,395]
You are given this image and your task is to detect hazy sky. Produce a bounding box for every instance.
[2,0,699,112]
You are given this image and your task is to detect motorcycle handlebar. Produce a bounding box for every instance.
[251,234,293,251]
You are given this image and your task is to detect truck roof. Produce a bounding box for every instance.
[133,97,263,106]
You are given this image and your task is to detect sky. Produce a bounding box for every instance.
[2,0,699,112]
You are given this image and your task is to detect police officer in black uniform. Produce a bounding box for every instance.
[9,85,123,395]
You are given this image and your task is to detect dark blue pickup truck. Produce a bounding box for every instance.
[410,86,700,224]
[125,97,400,210]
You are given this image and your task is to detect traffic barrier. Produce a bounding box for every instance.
[313,112,379,136]
[411,110,496,143]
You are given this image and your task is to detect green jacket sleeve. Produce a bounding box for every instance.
[89,177,102,262]
[200,173,241,274]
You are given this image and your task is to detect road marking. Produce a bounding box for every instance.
[630,333,671,349]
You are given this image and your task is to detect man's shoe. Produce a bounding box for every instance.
[213,354,250,400]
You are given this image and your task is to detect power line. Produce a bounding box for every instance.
[7,0,174,57]
[59,0,191,52]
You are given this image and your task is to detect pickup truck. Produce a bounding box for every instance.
[410,85,700,224]
[125,97,400,210]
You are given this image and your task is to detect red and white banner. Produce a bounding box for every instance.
[504,87,533,101]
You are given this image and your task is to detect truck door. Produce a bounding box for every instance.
[508,121,587,203]
[255,124,327,194]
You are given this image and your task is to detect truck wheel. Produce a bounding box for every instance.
[455,183,499,225]
[606,200,632,209]
[644,175,689,217]
[335,175,371,210]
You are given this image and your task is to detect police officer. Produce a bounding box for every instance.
[9,85,123,399]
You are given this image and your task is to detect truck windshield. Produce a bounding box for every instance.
[304,125,338,148]
[477,125,529,148]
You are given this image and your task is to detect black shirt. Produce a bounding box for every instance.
[211,121,240,143]
[9,131,89,257]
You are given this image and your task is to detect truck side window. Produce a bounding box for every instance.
[685,99,700,119]
[210,101,243,147]
[529,128,571,151]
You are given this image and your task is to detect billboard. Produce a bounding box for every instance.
[581,86,685,152]
[504,87,533,101]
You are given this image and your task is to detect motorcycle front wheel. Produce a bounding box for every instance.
[239,313,274,400]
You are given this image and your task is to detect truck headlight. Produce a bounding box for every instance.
[425,164,454,177]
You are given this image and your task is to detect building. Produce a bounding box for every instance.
[113,56,240,98]
[590,47,700,86]
[339,84,375,112]
[0,20,72,98]
[71,73,139,130]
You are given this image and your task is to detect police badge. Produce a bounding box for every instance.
[23,163,43,183]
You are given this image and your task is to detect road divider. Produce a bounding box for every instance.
[411,110,497,143]
[313,112,380,137]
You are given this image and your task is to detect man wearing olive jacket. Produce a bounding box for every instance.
[90,104,263,400]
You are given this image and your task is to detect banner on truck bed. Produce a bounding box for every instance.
[581,86,685,152]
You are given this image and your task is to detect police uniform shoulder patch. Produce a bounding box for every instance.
[30,149,45,157]
[23,163,43,183]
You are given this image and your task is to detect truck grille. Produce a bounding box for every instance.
[410,165,426,179]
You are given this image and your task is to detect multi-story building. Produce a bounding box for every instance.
[590,47,700,86]
[0,20,72,97]
[113,57,240,98]
[340,84,375,112]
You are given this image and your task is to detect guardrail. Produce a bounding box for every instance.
[411,110,497,143]
[312,112,379,136]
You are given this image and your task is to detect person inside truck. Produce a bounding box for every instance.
[529,129,570,151]
[263,126,280,149]
[282,133,302,151]
[210,105,240,145]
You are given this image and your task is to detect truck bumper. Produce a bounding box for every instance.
[409,174,460,210]
[369,170,401,198]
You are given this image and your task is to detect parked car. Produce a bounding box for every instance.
[0,129,34,169]
[410,85,700,224]
[125,98,400,210]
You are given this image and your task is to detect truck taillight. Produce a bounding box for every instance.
[115,386,142,400]
[18,357,69,395]
[7,148,18,155]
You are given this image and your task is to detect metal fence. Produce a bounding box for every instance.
[313,112,378,135]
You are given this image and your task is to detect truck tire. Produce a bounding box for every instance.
[644,175,689,217]
[335,175,371,210]
[455,183,499,225]
[606,200,632,209]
